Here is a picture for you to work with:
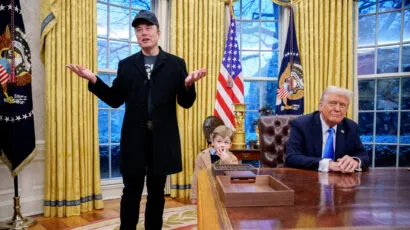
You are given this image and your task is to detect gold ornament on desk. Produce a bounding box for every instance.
[232,103,246,149]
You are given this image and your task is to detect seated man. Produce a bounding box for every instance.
[286,86,370,173]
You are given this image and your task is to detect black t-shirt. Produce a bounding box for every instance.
[144,55,157,120]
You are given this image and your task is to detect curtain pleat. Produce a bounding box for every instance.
[294,0,354,118]
[40,0,103,217]
[170,0,225,198]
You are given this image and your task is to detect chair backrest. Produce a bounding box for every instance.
[202,116,224,145]
[258,115,299,168]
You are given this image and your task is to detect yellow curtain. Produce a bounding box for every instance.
[40,0,103,217]
[170,0,225,198]
[293,0,354,117]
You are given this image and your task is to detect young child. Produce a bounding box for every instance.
[190,125,239,205]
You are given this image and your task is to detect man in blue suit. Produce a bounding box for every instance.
[286,86,370,173]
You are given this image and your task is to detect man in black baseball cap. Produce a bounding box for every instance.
[132,10,159,28]
[67,8,207,230]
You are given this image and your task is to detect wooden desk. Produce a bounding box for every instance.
[230,149,260,161]
[197,167,410,230]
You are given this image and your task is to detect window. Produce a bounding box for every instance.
[357,0,410,167]
[97,0,153,179]
[233,0,281,145]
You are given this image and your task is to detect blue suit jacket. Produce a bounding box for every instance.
[286,111,370,170]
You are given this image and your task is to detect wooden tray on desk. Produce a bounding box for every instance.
[216,175,294,207]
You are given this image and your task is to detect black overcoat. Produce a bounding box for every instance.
[89,48,196,176]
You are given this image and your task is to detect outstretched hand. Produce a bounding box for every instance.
[185,68,207,87]
[66,64,97,84]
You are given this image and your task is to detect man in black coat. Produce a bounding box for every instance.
[67,10,206,230]
[286,86,370,173]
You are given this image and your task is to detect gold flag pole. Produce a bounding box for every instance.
[0,177,37,229]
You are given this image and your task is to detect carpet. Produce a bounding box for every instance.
[72,205,197,230]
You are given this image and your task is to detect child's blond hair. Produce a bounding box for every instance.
[212,125,233,141]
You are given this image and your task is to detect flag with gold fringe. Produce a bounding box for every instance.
[0,0,36,177]
[275,7,304,115]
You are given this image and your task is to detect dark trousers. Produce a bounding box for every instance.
[120,130,167,230]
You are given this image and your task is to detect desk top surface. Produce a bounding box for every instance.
[198,167,410,230]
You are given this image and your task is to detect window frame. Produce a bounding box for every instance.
[97,0,155,180]
[355,0,410,167]
[233,0,283,145]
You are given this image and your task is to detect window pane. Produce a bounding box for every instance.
[399,146,410,166]
[402,44,410,72]
[109,41,129,69]
[359,112,374,143]
[245,111,259,147]
[110,6,130,40]
[108,74,115,86]
[99,145,109,179]
[358,48,375,75]
[402,77,410,109]
[242,21,259,50]
[101,73,111,85]
[261,0,279,20]
[131,10,138,42]
[376,78,399,110]
[244,81,277,111]
[404,10,410,42]
[260,52,278,78]
[111,0,129,7]
[378,12,401,45]
[98,110,109,144]
[377,45,400,73]
[375,112,398,143]
[111,110,125,143]
[358,15,376,46]
[233,2,241,19]
[359,79,375,110]
[379,0,402,12]
[358,0,376,15]
[400,112,410,144]
[98,39,108,69]
[241,0,260,20]
[98,73,110,108]
[242,51,259,77]
[260,22,278,50]
[236,21,242,49]
[131,0,151,10]
[97,3,108,37]
[363,144,374,167]
[131,43,141,54]
[111,145,121,177]
[375,145,397,166]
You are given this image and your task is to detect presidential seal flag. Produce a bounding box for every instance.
[275,7,304,115]
[0,0,36,177]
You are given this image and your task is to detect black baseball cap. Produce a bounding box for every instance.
[132,10,159,28]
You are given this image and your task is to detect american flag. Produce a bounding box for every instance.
[213,14,244,130]
[277,86,289,99]
[0,64,9,85]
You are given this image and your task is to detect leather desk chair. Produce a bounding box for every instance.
[202,116,224,146]
[258,115,299,168]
